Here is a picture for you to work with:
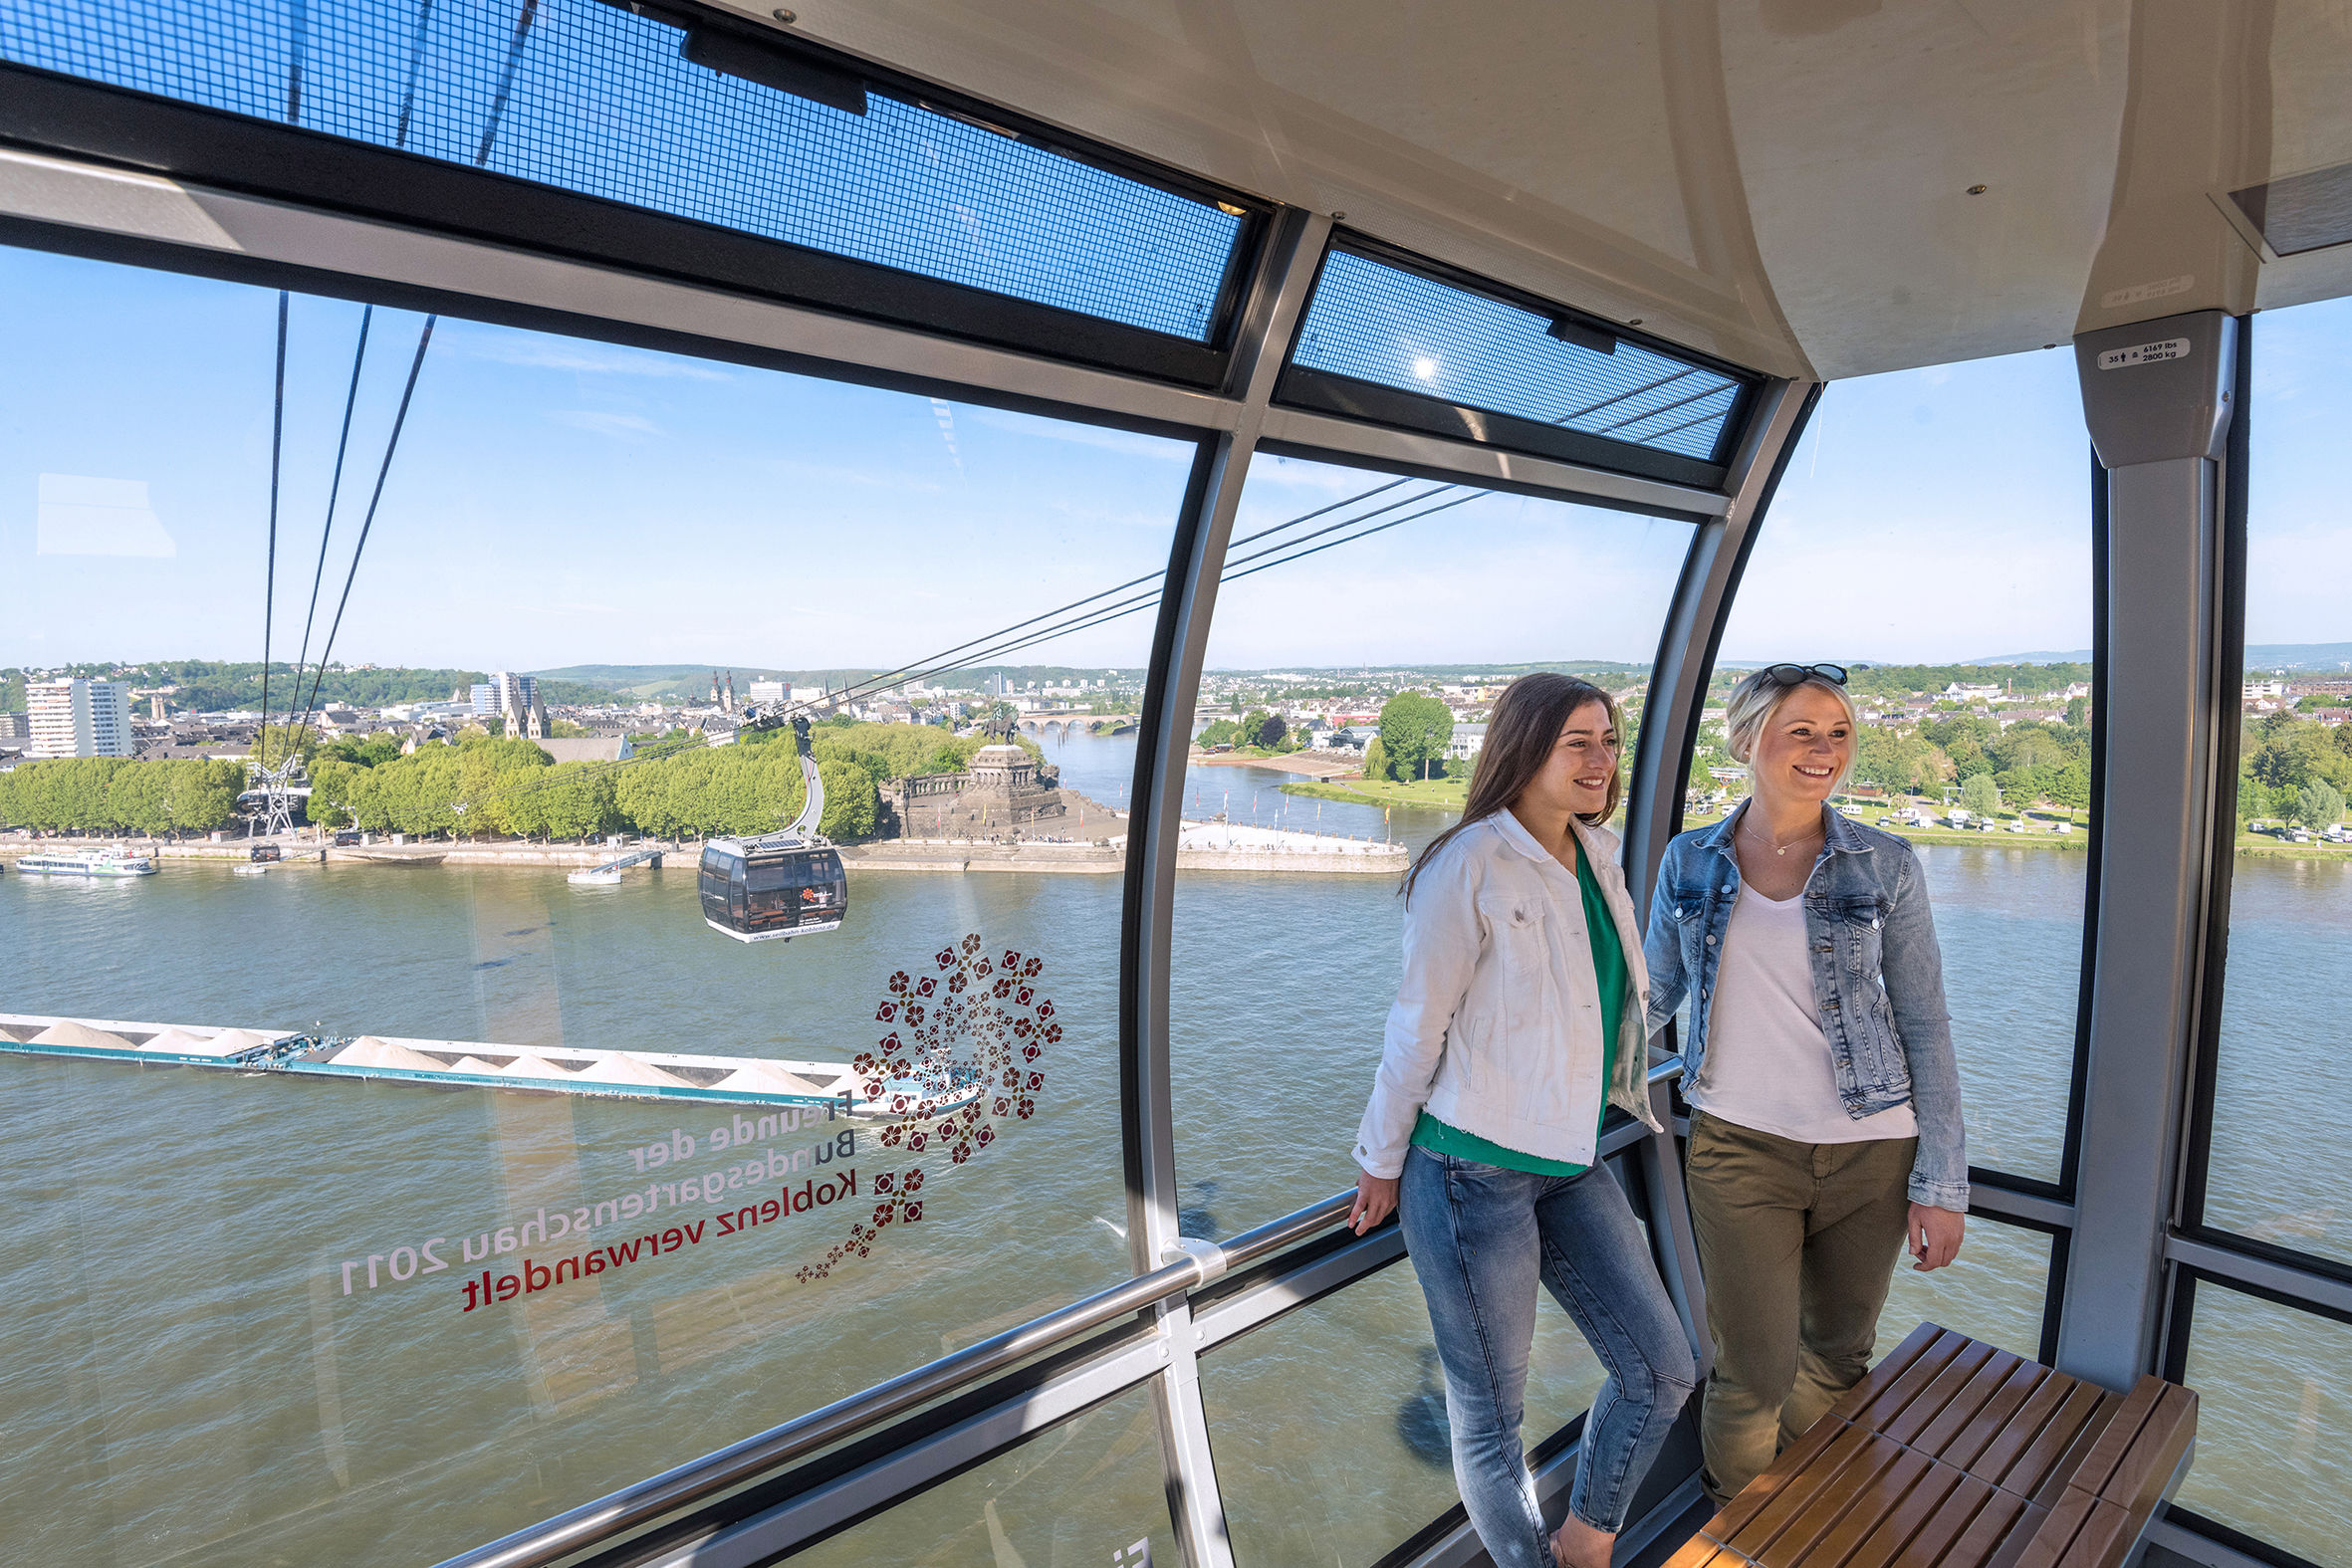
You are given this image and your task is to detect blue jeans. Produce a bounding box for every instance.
[1400,1146,1697,1566]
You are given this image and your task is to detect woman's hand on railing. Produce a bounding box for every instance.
[1347,1171,1399,1234]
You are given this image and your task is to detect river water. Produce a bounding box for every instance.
[3,728,2342,1566]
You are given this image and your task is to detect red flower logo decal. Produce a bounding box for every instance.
[795,933,1053,1283]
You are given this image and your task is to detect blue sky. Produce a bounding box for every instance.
[4,244,2346,676]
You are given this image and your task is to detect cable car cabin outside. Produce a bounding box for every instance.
[698,839,847,942]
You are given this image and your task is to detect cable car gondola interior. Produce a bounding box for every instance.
[3,4,2350,1568]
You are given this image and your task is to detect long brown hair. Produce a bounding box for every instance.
[1401,672,1623,904]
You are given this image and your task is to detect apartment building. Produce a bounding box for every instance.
[29,678,133,758]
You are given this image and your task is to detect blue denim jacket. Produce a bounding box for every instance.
[1643,801,1969,1212]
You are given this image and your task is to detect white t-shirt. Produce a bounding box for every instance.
[1687,882,1918,1144]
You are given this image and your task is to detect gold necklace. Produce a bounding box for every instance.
[1742,817,1820,858]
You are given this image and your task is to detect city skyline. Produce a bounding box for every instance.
[5,247,2346,676]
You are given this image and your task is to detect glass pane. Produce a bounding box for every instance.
[1873,1219,2050,1363]
[786,1383,1176,1568]
[1289,246,1750,461]
[2205,296,2352,1266]
[0,0,1248,342]
[1167,451,1695,1237]
[1203,1244,1610,1567]
[0,245,1196,1563]
[2175,1282,2352,1568]
[1686,349,2094,1185]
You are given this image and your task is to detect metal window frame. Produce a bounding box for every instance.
[2136,313,2352,1568]
[0,4,1279,386]
[2164,316,2352,1292]
[0,72,1818,1568]
[2153,1259,2352,1568]
[1272,231,1764,493]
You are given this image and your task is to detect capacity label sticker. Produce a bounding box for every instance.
[2097,337,2193,369]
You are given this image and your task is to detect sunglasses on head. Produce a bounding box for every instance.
[1763,663,1848,686]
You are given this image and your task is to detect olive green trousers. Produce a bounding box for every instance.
[1683,1109,1916,1500]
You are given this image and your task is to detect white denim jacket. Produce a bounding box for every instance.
[1353,810,1663,1178]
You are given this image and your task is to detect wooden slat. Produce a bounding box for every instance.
[1712,1415,1856,1541]
[1969,1372,2080,1488]
[2050,1497,2137,1568]
[1989,1383,2109,1497]
[1929,1484,2031,1568]
[1883,1474,1998,1568]
[1827,1322,1955,1423]
[1663,1534,1729,1568]
[1913,1350,2027,1460]
[1721,1427,1888,1557]
[1849,1331,1979,1432]
[1840,1460,1971,1568]
[2026,1395,2124,1509]
[2006,1482,2098,1568]
[1787,1446,1935,1568]
[1755,1436,1916,1568]
[1938,1362,2052,1474]
[1983,1503,2053,1568]
[1884,1341,2001,1448]
[2065,1377,2166,1498]
[2097,1386,2198,1516]
[1665,1329,2197,1568]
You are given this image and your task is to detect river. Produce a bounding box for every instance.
[2,728,2341,1566]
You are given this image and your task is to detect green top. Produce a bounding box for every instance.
[1411,835,1628,1177]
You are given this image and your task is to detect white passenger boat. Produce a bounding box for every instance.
[567,866,623,886]
[15,850,157,878]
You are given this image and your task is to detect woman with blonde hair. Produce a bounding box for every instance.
[1350,672,1696,1568]
[1643,664,1967,1504]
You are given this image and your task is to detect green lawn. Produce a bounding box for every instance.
[1281,775,1470,809]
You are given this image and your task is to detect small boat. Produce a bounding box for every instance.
[567,866,624,886]
[16,850,157,878]
[232,862,271,876]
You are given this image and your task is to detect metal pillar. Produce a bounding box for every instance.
[2057,310,2237,1392]
[1620,378,1816,1376]
[1126,208,1330,1568]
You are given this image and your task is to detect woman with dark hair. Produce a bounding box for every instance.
[1349,672,1696,1568]
[1643,663,1966,1505]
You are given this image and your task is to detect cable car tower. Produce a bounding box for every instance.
[697,711,849,942]
[244,756,303,840]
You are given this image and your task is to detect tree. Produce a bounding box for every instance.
[1197,719,1240,748]
[169,761,244,833]
[2294,781,2346,829]
[1996,766,2046,807]
[1378,693,1454,782]
[2065,695,2090,728]
[1236,709,1271,750]
[1852,727,1936,794]
[1958,773,2001,818]
[1362,737,1389,782]
[817,759,878,839]
[253,721,322,769]
[2048,758,2093,815]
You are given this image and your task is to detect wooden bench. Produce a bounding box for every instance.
[1665,1323,2197,1568]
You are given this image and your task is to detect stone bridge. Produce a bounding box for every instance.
[1017,715,1136,740]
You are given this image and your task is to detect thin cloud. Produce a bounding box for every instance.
[461,334,732,381]
[763,457,944,494]
[548,410,661,439]
[961,406,1194,461]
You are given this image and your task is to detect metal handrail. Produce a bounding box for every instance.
[433,1056,1684,1568]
